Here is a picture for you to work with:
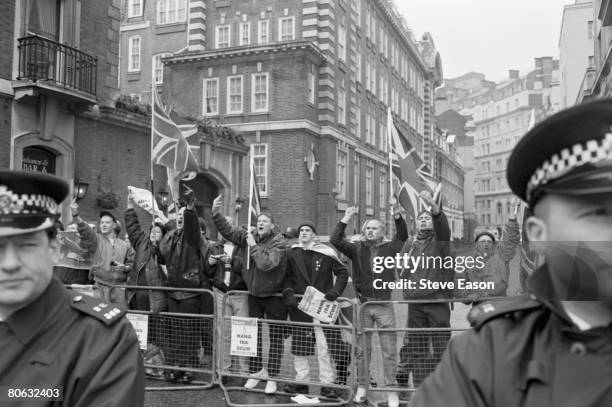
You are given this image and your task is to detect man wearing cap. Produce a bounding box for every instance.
[71,204,135,306]
[282,221,349,398]
[282,227,299,245]
[0,170,144,406]
[454,199,521,305]
[412,98,612,406]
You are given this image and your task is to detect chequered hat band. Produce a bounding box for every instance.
[526,133,612,202]
[0,185,58,217]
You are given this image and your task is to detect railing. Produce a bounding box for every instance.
[17,35,97,97]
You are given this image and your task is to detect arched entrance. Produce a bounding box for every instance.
[181,173,221,239]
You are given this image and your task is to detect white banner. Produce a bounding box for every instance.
[230,317,258,357]
[127,186,168,224]
[298,286,340,324]
[126,313,149,350]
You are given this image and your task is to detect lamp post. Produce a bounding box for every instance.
[74,179,89,201]
[157,189,170,212]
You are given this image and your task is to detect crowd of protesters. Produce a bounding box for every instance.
[52,185,523,404]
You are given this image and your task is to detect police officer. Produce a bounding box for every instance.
[412,98,612,406]
[0,170,144,406]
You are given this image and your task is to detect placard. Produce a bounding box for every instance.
[230,317,258,357]
[126,313,149,350]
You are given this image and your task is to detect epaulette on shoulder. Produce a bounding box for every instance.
[69,294,127,326]
[467,294,542,331]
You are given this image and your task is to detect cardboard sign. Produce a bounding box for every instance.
[230,317,258,357]
[56,231,92,270]
[126,313,149,350]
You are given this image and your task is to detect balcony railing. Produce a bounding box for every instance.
[17,35,97,97]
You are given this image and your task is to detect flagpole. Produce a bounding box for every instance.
[387,108,395,235]
[246,155,255,270]
[150,81,156,222]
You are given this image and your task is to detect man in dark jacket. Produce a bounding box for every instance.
[412,98,612,407]
[159,191,214,383]
[330,205,407,406]
[282,221,349,398]
[0,170,144,406]
[397,190,452,389]
[212,194,288,395]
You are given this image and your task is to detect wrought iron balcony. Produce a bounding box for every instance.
[17,35,97,97]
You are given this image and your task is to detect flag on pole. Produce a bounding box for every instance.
[246,157,262,270]
[387,108,439,220]
[151,88,200,201]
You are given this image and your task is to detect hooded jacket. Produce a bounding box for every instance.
[207,239,247,292]
[213,212,289,297]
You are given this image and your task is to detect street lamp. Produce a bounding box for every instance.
[74,179,89,201]
[157,189,170,210]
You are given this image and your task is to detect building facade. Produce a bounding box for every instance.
[437,59,558,232]
[157,0,437,235]
[559,0,594,107]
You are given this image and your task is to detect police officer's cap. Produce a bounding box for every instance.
[507,98,612,206]
[0,170,69,237]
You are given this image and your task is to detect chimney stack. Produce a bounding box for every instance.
[509,69,519,79]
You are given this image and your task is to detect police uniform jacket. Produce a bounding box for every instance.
[0,277,145,406]
[411,263,612,407]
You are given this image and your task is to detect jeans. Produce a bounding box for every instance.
[247,295,287,377]
[293,320,335,384]
[397,302,451,387]
[214,288,249,372]
[356,302,397,386]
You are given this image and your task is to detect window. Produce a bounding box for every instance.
[251,144,268,196]
[338,88,346,125]
[365,111,372,144]
[379,123,387,151]
[588,20,594,39]
[369,113,376,145]
[355,104,361,138]
[365,61,371,91]
[338,23,347,61]
[365,8,371,39]
[227,75,243,114]
[365,162,373,206]
[216,25,231,48]
[128,36,141,72]
[153,53,171,84]
[355,46,362,81]
[379,170,387,208]
[588,55,595,68]
[128,0,143,17]
[26,0,61,40]
[157,0,186,25]
[336,147,348,200]
[279,16,295,41]
[258,20,269,44]
[370,64,376,94]
[239,22,251,46]
[354,156,360,202]
[307,65,315,104]
[203,78,219,115]
[252,73,269,112]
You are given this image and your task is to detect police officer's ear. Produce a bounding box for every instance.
[524,215,547,243]
[48,233,61,265]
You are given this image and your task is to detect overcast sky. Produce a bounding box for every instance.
[396,0,577,83]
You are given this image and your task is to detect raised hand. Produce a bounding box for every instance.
[341,206,358,223]
[212,194,223,213]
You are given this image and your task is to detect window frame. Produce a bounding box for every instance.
[239,22,251,46]
[251,72,270,113]
[258,19,269,44]
[128,35,141,72]
[202,77,219,116]
[336,146,348,200]
[156,0,187,25]
[278,16,295,42]
[251,143,269,197]
[216,24,231,49]
[153,53,171,84]
[128,0,143,18]
[227,75,244,114]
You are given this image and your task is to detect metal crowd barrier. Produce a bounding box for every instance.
[357,297,484,406]
[109,284,217,391]
[219,291,357,407]
[65,281,512,405]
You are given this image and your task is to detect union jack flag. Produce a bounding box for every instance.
[387,108,439,220]
[151,89,199,176]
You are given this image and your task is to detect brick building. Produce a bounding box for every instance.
[147,0,438,235]
[0,0,246,227]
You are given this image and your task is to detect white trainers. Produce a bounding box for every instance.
[244,368,267,389]
[264,380,277,394]
[387,391,400,407]
[353,386,367,403]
